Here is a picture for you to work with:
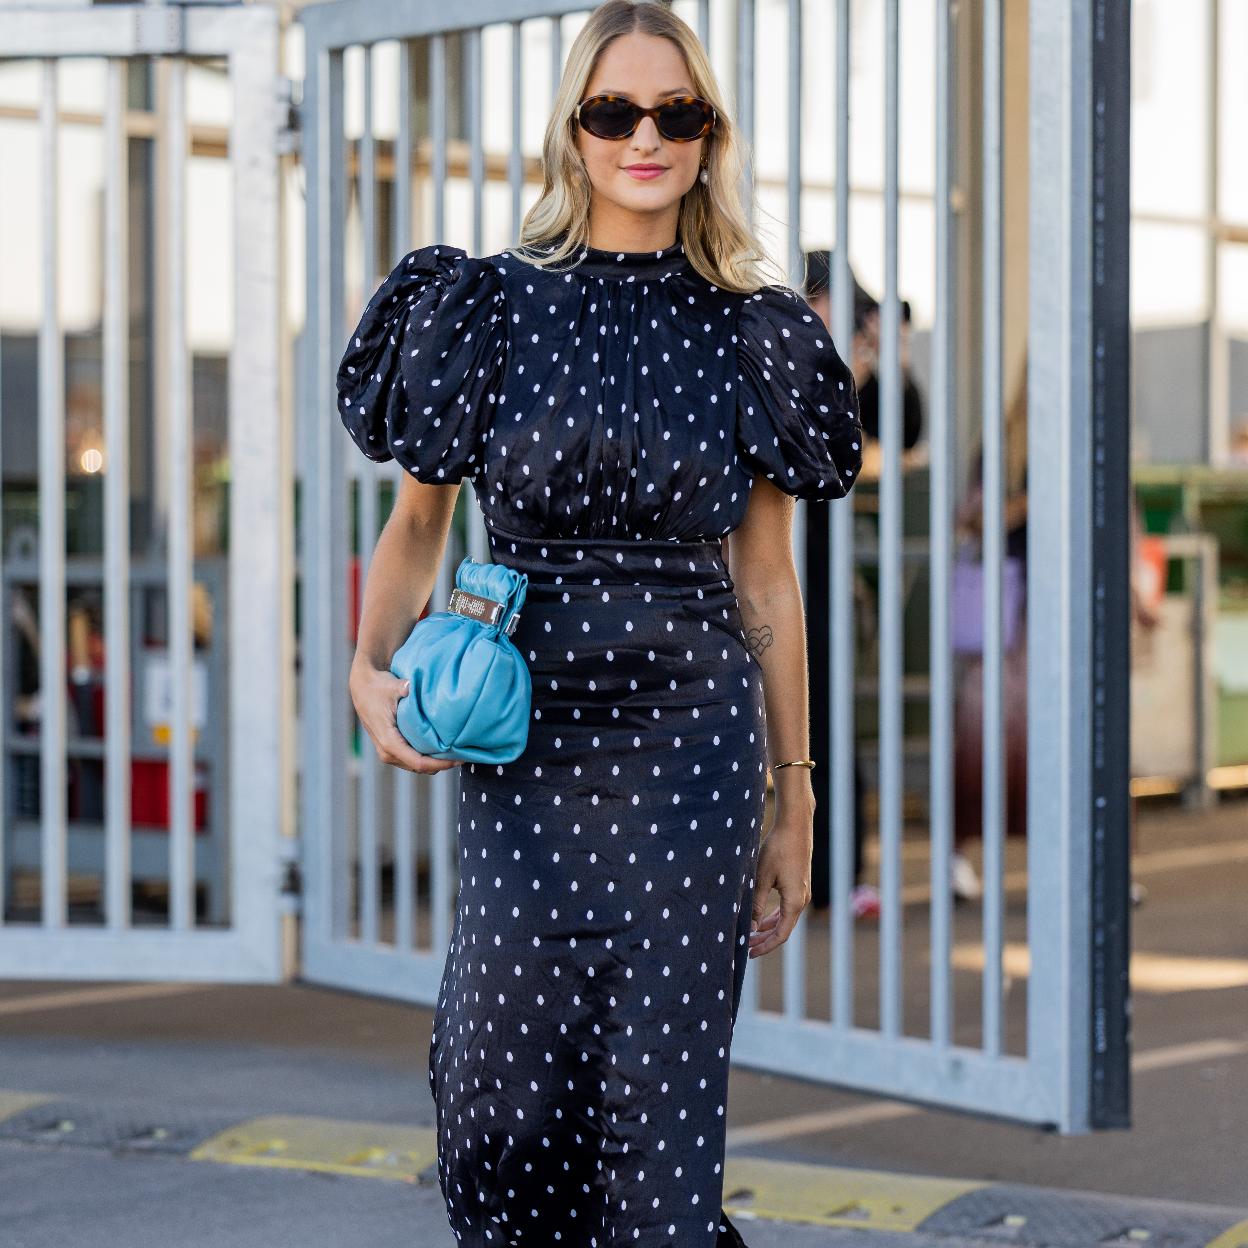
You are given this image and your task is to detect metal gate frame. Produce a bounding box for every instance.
[297,0,1131,1133]
[0,3,288,982]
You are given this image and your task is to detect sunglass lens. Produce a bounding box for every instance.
[580,98,638,139]
[659,101,710,140]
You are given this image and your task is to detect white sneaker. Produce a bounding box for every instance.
[951,852,983,901]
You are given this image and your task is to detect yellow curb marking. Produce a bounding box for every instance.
[0,1091,57,1123]
[189,1115,438,1181]
[1206,1220,1248,1248]
[721,1156,985,1231]
[188,1112,983,1228]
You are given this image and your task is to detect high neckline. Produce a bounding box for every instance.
[548,236,689,281]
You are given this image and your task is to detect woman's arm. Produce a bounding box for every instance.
[727,477,817,959]
[348,473,464,775]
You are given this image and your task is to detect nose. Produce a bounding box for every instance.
[631,113,662,148]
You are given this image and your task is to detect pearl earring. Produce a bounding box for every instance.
[699,164,709,185]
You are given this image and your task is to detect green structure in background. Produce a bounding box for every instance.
[1135,465,1248,769]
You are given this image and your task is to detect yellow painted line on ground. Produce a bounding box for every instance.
[949,944,1248,994]
[721,1156,985,1232]
[189,1114,438,1181]
[187,1107,982,1226]
[0,982,210,1017]
[0,1090,56,1123]
[1205,1219,1248,1248]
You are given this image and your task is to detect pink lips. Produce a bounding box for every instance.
[624,165,667,180]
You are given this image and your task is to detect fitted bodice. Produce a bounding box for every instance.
[336,236,863,541]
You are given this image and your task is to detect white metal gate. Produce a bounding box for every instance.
[297,0,1131,1132]
[0,3,288,981]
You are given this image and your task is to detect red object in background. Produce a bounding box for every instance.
[1136,535,1168,613]
[131,759,209,833]
[348,553,432,647]
[349,554,361,643]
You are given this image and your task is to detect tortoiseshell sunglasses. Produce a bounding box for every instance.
[573,93,718,143]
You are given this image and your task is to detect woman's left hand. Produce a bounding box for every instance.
[749,809,814,958]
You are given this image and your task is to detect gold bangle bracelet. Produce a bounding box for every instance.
[771,759,816,771]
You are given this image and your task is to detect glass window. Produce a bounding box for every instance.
[1131,0,1210,219]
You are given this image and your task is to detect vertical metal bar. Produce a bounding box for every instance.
[465,24,489,566]
[510,21,524,239]
[166,57,194,932]
[393,36,416,954]
[230,5,285,974]
[697,0,710,49]
[428,27,453,958]
[327,49,350,944]
[877,0,903,1039]
[103,57,133,930]
[737,0,759,1020]
[0,99,5,927]
[783,0,806,1023]
[431,33,446,243]
[395,40,413,260]
[736,0,755,222]
[829,0,855,1031]
[550,15,561,99]
[1088,0,1133,1131]
[928,0,956,1051]
[468,26,484,259]
[1206,0,1227,465]
[358,43,380,946]
[305,44,349,947]
[980,0,1005,1058]
[38,58,67,929]
[1027,0,1092,1133]
[302,42,325,949]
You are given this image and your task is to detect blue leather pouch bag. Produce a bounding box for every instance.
[390,556,531,764]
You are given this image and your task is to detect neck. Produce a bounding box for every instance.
[585,208,679,254]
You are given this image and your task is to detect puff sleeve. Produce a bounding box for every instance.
[734,284,863,501]
[336,243,508,484]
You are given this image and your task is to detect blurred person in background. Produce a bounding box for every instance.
[802,249,924,918]
[951,367,1030,899]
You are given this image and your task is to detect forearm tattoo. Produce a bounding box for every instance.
[745,623,775,661]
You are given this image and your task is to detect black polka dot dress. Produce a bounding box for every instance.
[337,235,863,1247]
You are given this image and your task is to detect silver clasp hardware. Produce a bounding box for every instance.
[449,587,521,636]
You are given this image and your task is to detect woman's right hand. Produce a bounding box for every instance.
[349,661,462,774]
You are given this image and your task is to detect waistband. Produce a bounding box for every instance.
[484,522,729,588]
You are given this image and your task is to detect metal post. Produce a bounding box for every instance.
[103,56,133,931]
[878,0,904,1040]
[928,0,957,1053]
[829,0,855,1032]
[1027,0,1130,1133]
[980,0,1005,1059]
[38,57,67,929]
[1087,0,1132,1130]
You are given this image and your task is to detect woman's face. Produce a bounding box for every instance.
[574,31,706,242]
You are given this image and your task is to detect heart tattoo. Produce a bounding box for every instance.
[745,624,774,660]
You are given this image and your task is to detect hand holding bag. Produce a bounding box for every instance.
[390,556,532,763]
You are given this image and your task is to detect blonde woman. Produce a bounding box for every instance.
[337,2,862,1242]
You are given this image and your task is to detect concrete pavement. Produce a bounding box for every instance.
[1,796,1246,1245]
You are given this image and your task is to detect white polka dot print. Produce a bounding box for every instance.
[336,238,865,1248]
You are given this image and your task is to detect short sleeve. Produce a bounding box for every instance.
[336,243,508,484]
[734,284,863,501]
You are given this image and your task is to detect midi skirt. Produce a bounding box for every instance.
[428,524,767,1247]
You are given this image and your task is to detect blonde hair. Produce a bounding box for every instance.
[509,0,787,294]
